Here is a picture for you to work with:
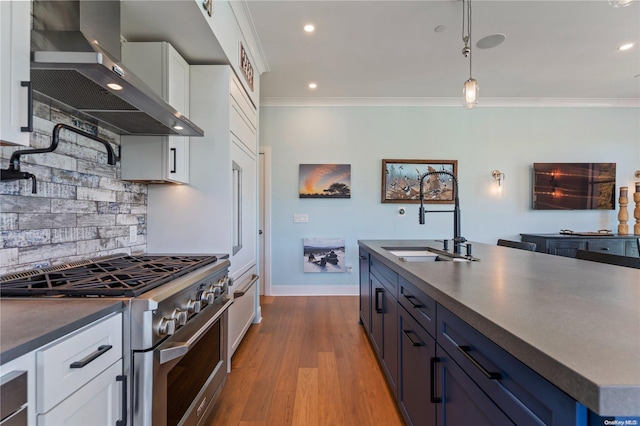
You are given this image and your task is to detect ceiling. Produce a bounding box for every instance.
[121,1,640,105]
[244,0,640,105]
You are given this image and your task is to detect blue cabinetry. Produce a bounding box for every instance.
[438,306,585,426]
[398,304,436,426]
[370,258,398,396]
[359,249,371,332]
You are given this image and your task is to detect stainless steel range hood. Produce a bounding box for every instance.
[30,0,203,137]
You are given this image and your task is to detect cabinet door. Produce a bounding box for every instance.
[230,138,257,277]
[167,137,189,184]
[371,274,398,395]
[548,240,586,257]
[382,290,398,394]
[37,361,123,426]
[0,0,31,146]
[398,306,436,426]
[625,239,640,257]
[435,346,514,426]
[359,249,371,333]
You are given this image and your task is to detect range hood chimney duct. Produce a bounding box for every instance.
[30,0,204,137]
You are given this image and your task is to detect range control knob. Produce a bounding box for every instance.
[172,309,188,326]
[199,290,215,305]
[212,286,222,297]
[157,317,176,337]
[185,299,201,314]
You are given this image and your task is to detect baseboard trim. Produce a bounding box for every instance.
[270,284,358,296]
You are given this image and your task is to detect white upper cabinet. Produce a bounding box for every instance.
[121,42,190,184]
[0,0,32,146]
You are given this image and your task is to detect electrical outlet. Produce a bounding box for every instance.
[293,214,309,223]
[129,225,137,243]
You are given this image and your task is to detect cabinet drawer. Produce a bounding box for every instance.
[437,307,581,426]
[37,313,122,413]
[587,240,625,255]
[398,277,436,339]
[370,258,397,296]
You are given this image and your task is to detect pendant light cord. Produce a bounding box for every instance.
[462,0,473,79]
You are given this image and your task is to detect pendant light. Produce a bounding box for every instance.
[462,0,478,108]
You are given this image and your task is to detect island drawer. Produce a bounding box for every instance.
[36,313,122,413]
[586,240,624,255]
[370,257,397,295]
[398,277,436,339]
[437,306,581,426]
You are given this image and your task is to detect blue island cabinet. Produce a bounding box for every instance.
[369,257,399,397]
[437,306,585,426]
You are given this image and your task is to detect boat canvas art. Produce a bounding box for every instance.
[299,164,351,198]
[303,238,346,273]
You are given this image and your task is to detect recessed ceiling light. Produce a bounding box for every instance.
[618,42,635,51]
[308,83,317,89]
[107,83,123,91]
[477,34,506,49]
[434,25,446,33]
[304,24,315,33]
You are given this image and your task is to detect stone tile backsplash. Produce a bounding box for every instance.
[0,100,147,274]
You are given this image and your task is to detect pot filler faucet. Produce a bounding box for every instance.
[419,170,467,255]
[1,123,118,193]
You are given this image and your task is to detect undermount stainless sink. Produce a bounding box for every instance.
[383,246,472,262]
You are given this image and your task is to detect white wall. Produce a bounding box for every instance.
[259,106,640,294]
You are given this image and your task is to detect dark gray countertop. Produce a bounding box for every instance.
[359,239,640,417]
[0,299,124,365]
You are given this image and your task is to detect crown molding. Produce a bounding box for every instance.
[260,97,640,108]
[229,0,270,75]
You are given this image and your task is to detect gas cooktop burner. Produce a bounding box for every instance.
[0,254,218,297]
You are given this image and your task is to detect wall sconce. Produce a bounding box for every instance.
[492,170,505,193]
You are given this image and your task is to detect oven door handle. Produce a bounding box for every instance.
[158,298,233,365]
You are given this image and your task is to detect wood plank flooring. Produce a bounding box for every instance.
[206,296,404,425]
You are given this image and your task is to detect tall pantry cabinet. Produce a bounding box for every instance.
[145,65,259,365]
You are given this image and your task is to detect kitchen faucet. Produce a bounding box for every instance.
[418,170,466,254]
[1,123,118,193]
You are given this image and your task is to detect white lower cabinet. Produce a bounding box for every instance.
[35,313,124,426]
[36,361,123,426]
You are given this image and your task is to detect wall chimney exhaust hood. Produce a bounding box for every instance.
[30,0,204,137]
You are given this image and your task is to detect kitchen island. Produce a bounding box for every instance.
[359,240,640,424]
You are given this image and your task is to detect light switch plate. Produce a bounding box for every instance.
[293,214,309,223]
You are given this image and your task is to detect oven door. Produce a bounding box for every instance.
[132,297,233,426]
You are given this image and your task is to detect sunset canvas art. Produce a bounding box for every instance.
[299,164,351,198]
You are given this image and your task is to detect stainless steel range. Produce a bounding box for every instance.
[0,253,232,426]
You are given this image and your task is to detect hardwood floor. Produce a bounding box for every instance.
[206,296,404,425]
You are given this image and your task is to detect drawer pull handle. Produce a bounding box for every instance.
[601,247,610,251]
[116,375,127,426]
[21,81,33,132]
[70,344,113,369]
[457,345,502,380]
[374,288,384,313]
[402,329,423,347]
[403,294,424,309]
[430,357,442,403]
[170,147,177,173]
